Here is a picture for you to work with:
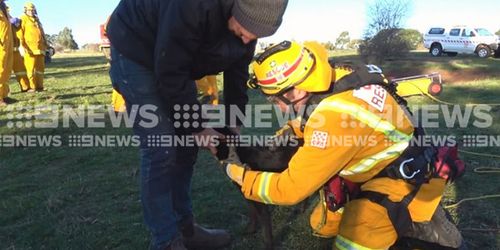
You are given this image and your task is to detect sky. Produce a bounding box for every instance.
[6,0,500,46]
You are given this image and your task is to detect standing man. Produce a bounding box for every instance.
[0,0,13,106]
[20,2,46,92]
[8,10,29,92]
[107,0,288,249]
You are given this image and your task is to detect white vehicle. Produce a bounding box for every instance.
[423,26,499,58]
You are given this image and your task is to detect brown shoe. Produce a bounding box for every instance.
[181,220,231,249]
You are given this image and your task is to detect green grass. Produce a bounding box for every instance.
[1,52,499,249]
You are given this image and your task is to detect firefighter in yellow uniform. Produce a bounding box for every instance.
[20,2,46,92]
[221,41,464,249]
[8,13,30,92]
[0,0,13,106]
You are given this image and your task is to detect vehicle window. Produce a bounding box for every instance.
[449,29,460,36]
[462,28,475,37]
[474,28,493,36]
[429,28,445,34]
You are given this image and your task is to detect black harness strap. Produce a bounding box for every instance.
[360,186,421,237]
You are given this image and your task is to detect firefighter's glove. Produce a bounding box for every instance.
[220,146,245,186]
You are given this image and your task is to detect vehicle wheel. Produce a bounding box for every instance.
[430,44,442,57]
[446,52,458,57]
[476,45,491,58]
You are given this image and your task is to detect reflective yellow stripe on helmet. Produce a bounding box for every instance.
[335,235,379,250]
[257,172,276,204]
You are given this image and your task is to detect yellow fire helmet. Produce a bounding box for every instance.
[24,2,36,11]
[250,40,332,95]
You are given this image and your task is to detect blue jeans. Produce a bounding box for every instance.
[109,47,198,249]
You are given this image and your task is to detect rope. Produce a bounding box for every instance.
[458,149,500,159]
[444,194,500,209]
[473,167,500,174]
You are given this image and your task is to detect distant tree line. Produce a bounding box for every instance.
[45,27,79,52]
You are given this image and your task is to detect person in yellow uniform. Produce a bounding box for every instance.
[20,2,46,92]
[221,41,465,249]
[7,10,29,92]
[0,0,13,106]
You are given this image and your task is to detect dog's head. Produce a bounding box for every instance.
[214,127,303,172]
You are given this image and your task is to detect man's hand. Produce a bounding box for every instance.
[193,128,225,155]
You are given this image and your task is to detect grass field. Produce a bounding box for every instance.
[0,52,499,249]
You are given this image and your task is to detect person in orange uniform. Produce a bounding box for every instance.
[8,12,29,92]
[221,41,465,249]
[0,0,13,106]
[20,2,46,92]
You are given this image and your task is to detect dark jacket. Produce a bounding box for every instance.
[107,0,256,132]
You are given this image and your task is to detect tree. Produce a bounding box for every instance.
[361,29,415,63]
[364,0,411,38]
[399,29,423,50]
[56,27,79,50]
[334,31,350,50]
[495,29,500,36]
[359,0,413,62]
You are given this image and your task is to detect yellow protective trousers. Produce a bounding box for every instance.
[13,50,29,91]
[112,89,126,112]
[24,53,45,90]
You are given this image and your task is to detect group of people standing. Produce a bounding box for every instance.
[0,1,47,106]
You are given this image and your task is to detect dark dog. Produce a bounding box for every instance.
[215,127,303,250]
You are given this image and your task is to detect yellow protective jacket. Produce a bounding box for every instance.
[20,14,46,55]
[240,68,445,223]
[0,7,13,84]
